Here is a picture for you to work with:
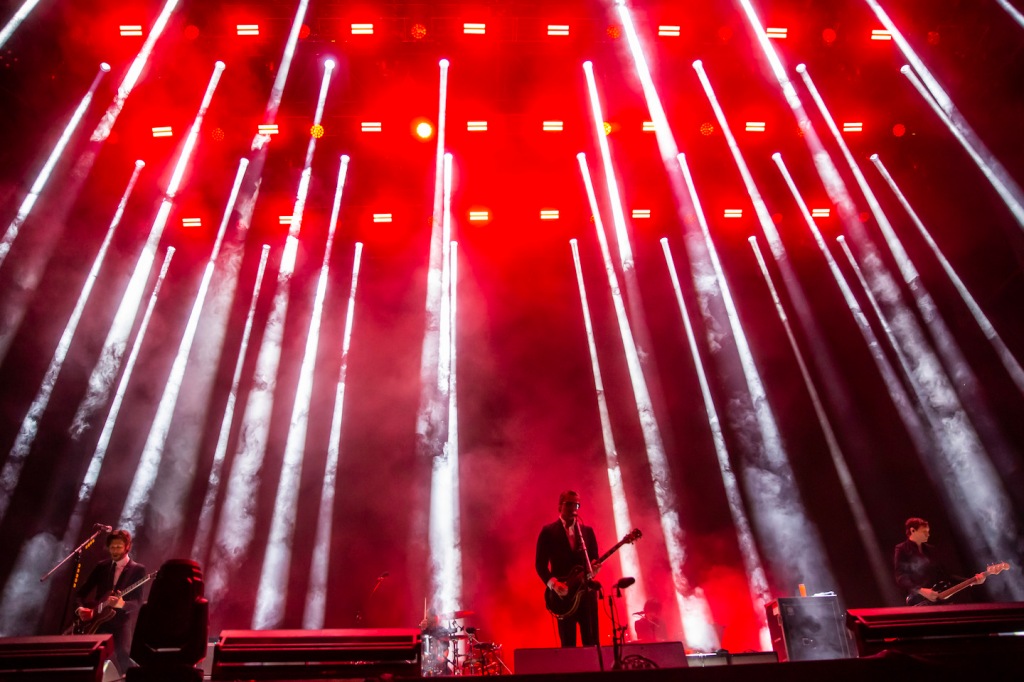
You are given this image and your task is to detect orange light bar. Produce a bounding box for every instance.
[468,211,490,222]
[279,216,293,225]
[373,213,393,223]
[236,24,259,36]
[766,27,788,39]
[811,208,831,218]
[842,122,864,132]
[723,209,744,219]
[540,210,560,220]
[181,218,202,228]
[119,25,143,37]
[151,126,173,138]
[257,124,279,135]
[745,121,766,132]
[361,122,382,132]
[658,25,681,37]
[466,121,488,131]
[871,29,892,41]
[351,23,374,35]
[464,23,486,35]
[632,209,651,219]
[547,25,569,36]
[542,121,564,131]
[642,121,656,132]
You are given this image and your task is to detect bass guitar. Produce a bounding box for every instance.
[69,570,157,634]
[906,562,1010,606]
[545,529,642,620]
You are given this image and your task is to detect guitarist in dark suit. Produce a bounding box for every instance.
[75,529,148,673]
[894,517,984,605]
[535,490,602,647]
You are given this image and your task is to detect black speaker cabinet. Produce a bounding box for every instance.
[847,602,1024,657]
[514,642,687,673]
[0,635,113,681]
[211,628,420,680]
[766,596,850,661]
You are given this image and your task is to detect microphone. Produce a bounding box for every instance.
[614,577,636,590]
[93,524,112,532]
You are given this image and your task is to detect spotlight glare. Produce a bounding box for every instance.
[324,58,335,70]
[439,58,449,68]
[135,160,145,168]
[100,62,111,72]
[416,121,434,139]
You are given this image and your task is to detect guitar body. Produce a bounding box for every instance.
[544,565,592,620]
[72,605,119,634]
[543,529,642,621]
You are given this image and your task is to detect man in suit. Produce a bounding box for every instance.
[75,529,148,674]
[535,490,601,647]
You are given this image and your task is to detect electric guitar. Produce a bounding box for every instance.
[545,529,642,620]
[906,562,1010,606]
[69,570,157,634]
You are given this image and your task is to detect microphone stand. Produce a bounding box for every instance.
[609,579,634,671]
[40,526,104,634]
[574,518,603,673]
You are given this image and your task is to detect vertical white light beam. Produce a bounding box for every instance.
[578,153,717,650]
[871,155,1024,396]
[996,0,1024,29]
[415,59,451,470]
[0,63,109,272]
[428,153,461,615]
[208,61,333,607]
[837,238,1023,597]
[581,62,632,267]
[570,238,645,622]
[118,158,249,534]
[305,241,363,628]
[663,237,772,649]
[64,249,176,545]
[191,245,271,563]
[68,62,225,438]
[679,152,834,596]
[254,155,350,629]
[0,160,144,524]
[266,0,311,122]
[0,0,43,49]
[862,0,1024,229]
[693,58,891,600]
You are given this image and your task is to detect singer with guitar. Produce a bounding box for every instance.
[74,529,148,674]
[535,490,604,647]
[894,517,986,605]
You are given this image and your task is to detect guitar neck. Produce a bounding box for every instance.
[595,538,628,565]
[118,572,156,598]
[938,575,979,600]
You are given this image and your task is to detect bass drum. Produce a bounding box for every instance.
[421,633,451,676]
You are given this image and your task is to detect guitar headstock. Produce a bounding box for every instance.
[623,529,642,544]
[987,562,1011,575]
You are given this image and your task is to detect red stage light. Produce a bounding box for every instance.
[299,24,311,40]
[892,123,906,137]
[927,31,941,46]
[183,25,200,41]
[822,28,837,44]
[310,124,324,139]
[606,25,621,39]
[700,122,715,136]
[211,127,225,142]
[411,23,427,40]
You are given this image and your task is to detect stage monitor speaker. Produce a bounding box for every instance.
[0,634,113,682]
[847,602,1024,657]
[513,642,687,673]
[210,628,420,680]
[766,596,850,661]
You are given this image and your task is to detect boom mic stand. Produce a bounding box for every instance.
[40,525,106,634]
[608,577,635,670]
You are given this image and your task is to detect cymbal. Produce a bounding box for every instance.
[441,609,475,619]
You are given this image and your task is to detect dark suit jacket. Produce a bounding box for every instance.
[535,519,599,584]
[893,540,954,598]
[76,557,148,620]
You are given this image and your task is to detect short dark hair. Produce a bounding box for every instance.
[107,529,132,549]
[558,490,579,506]
[904,517,928,537]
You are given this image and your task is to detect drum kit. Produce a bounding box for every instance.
[421,610,508,676]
